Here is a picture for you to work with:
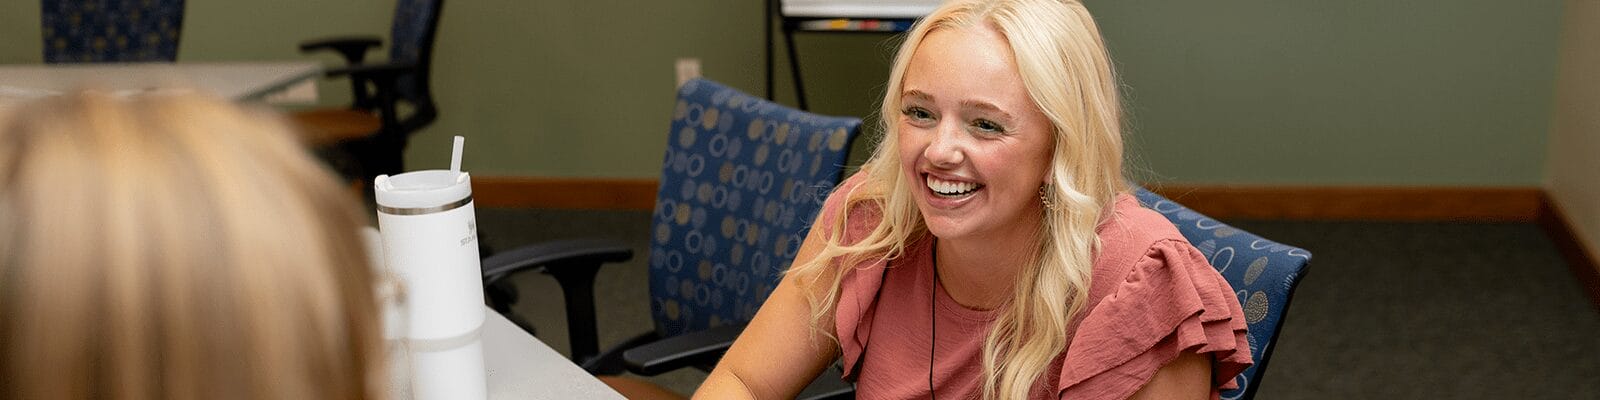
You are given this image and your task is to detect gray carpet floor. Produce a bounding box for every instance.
[477,208,1600,399]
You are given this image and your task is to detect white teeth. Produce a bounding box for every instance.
[926,175,979,196]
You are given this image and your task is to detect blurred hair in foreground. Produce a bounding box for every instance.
[0,91,384,399]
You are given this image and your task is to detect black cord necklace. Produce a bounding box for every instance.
[929,239,938,399]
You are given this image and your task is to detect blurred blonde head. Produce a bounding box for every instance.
[789,0,1125,398]
[0,92,383,399]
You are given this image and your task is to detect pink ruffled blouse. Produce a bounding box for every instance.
[822,176,1252,400]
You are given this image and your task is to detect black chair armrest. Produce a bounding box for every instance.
[620,323,856,400]
[480,238,633,282]
[479,238,633,365]
[322,61,419,117]
[323,61,417,81]
[299,36,382,64]
[300,36,385,108]
[621,323,745,376]
[796,369,856,400]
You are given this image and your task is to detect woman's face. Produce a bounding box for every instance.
[897,25,1055,243]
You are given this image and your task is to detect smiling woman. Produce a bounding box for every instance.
[695,1,1253,400]
[894,24,1056,254]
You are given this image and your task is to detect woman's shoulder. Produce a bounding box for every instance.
[817,172,885,244]
[1054,192,1253,399]
[1087,192,1226,298]
[1091,193,1193,275]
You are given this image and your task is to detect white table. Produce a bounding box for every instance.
[482,310,626,399]
[390,309,625,399]
[0,61,321,108]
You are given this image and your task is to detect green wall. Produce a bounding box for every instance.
[414,0,894,177]
[0,0,1564,186]
[1093,0,1562,185]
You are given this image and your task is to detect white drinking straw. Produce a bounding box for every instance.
[450,136,464,174]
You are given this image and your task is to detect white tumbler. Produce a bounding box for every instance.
[374,160,487,400]
[363,227,418,399]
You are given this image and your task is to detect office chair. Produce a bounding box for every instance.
[479,78,861,399]
[293,0,443,190]
[1134,188,1313,400]
[41,0,184,63]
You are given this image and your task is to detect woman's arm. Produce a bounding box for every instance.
[1127,351,1212,400]
[692,219,841,399]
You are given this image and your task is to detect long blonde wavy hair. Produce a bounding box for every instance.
[788,0,1126,398]
[0,92,384,399]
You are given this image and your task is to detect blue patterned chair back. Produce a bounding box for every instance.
[388,0,443,107]
[1133,187,1312,400]
[649,79,862,337]
[41,0,184,63]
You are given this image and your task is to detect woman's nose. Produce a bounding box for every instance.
[924,122,964,167]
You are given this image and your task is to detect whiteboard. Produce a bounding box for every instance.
[780,0,942,19]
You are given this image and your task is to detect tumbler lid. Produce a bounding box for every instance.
[374,135,473,211]
[374,170,472,210]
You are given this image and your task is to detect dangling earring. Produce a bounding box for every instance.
[1039,184,1062,211]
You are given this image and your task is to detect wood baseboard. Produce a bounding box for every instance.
[1147,185,1545,222]
[472,176,658,210]
[1537,198,1600,312]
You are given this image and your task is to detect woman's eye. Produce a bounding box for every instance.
[972,119,1005,133]
[902,107,933,121]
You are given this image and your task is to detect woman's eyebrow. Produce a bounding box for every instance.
[961,100,1016,122]
[901,90,1017,123]
[901,89,936,103]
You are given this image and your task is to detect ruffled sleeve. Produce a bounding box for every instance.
[804,173,885,380]
[833,231,885,380]
[1057,239,1253,399]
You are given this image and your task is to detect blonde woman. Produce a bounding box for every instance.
[0,92,385,399]
[698,0,1251,399]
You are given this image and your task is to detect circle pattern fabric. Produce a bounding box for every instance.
[42,0,184,63]
[649,79,862,338]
